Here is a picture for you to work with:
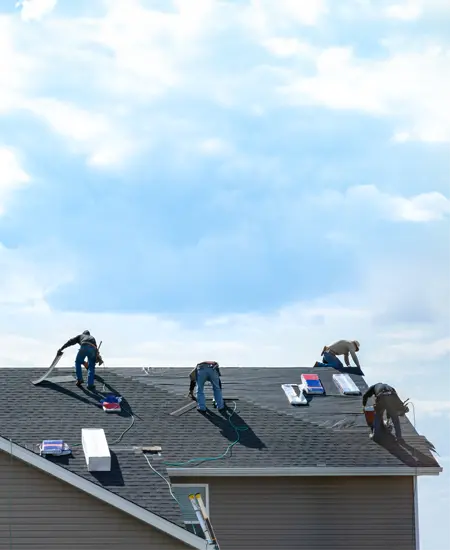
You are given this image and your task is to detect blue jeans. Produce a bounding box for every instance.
[316,351,344,369]
[75,344,97,386]
[196,366,224,411]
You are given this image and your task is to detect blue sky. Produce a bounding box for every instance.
[0,0,449,547]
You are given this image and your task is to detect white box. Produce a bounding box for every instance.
[81,428,111,472]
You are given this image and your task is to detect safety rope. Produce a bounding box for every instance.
[143,454,202,538]
[70,403,135,448]
[162,402,249,467]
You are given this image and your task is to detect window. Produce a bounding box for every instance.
[172,484,209,539]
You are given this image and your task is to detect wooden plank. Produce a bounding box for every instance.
[170,401,197,417]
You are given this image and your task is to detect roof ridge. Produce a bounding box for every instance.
[0,365,322,369]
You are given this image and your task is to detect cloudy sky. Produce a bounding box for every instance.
[1,0,449,546]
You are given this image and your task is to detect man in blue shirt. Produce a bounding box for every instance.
[58,330,103,390]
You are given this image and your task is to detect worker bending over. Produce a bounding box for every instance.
[314,340,361,371]
[58,330,103,390]
[189,366,222,398]
[189,361,224,412]
[362,382,406,442]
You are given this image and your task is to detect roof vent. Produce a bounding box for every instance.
[82,428,111,472]
[301,374,325,395]
[333,373,361,395]
[281,384,308,405]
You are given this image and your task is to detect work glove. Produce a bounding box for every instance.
[96,353,104,365]
[187,391,196,401]
[57,349,63,356]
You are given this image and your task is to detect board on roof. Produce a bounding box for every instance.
[31,352,63,385]
[170,401,197,416]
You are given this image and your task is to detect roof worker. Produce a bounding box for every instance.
[314,340,361,371]
[188,365,223,400]
[57,330,103,390]
[189,361,225,413]
[362,383,407,443]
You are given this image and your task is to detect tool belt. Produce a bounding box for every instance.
[196,361,221,376]
[83,342,103,365]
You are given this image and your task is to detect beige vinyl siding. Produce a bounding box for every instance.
[174,475,416,550]
[0,451,190,550]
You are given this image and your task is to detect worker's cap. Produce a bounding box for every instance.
[354,340,360,348]
[83,330,91,335]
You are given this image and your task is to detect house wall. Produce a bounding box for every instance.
[0,451,190,550]
[174,475,416,550]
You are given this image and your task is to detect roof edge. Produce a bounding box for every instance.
[0,436,206,550]
[167,466,443,477]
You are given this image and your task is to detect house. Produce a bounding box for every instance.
[0,365,442,550]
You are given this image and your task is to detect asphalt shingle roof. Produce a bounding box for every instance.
[0,366,441,529]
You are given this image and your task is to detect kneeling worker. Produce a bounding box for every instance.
[58,330,103,390]
[314,339,361,370]
[362,382,406,442]
[189,361,224,412]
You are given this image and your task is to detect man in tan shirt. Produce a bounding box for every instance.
[314,340,361,370]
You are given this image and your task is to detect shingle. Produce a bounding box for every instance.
[0,366,441,529]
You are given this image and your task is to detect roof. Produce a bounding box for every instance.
[0,365,442,544]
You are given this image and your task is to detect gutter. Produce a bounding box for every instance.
[0,437,207,550]
[167,466,443,477]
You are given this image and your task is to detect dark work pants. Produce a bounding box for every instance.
[374,394,402,439]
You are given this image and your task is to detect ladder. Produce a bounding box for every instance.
[188,493,220,549]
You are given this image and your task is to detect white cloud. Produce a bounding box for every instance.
[92,0,215,100]
[412,400,450,417]
[279,45,450,143]
[386,191,450,222]
[271,0,329,26]
[243,0,328,34]
[382,0,450,20]
[0,17,38,113]
[318,184,450,222]
[24,98,138,168]
[0,147,30,215]
[0,243,73,310]
[263,38,316,58]
[16,0,57,22]
[384,2,422,20]
[198,138,233,157]
[354,185,450,221]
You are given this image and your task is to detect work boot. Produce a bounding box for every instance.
[87,384,96,391]
[76,380,83,387]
